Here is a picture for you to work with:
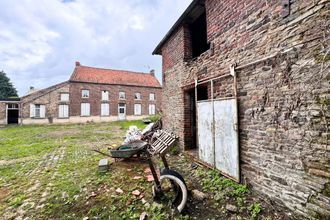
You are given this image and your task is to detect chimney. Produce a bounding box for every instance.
[30,86,34,91]
[150,69,155,76]
[75,61,81,66]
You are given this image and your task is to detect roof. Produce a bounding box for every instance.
[20,81,69,100]
[152,0,202,55]
[70,65,162,88]
[0,97,20,102]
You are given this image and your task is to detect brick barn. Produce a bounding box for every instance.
[0,62,161,125]
[153,0,329,218]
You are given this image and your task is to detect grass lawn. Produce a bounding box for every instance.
[0,121,287,220]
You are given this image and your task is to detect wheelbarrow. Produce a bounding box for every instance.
[96,130,188,213]
[109,140,147,159]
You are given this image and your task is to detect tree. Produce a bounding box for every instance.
[0,71,18,99]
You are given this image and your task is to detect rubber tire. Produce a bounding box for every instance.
[159,169,188,213]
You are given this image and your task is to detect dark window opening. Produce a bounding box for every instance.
[184,89,197,150]
[197,85,208,101]
[190,11,210,58]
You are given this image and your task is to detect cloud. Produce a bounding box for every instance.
[0,0,192,95]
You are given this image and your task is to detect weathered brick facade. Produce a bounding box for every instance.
[15,64,162,125]
[154,0,329,218]
[20,82,70,124]
[69,82,161,117]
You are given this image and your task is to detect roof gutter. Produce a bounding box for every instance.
[152,0,201,55]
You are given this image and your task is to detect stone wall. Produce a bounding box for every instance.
[20,82,70,124]
[0,102,6,124]
[159,0,329,218]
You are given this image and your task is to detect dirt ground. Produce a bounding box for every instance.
[0,122,291,219]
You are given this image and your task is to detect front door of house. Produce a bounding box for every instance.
[118,103,126,121]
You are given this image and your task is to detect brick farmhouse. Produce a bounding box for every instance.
[0,62,161,125]
[153,0,329,218]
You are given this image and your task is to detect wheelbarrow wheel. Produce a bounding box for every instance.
[157,168,188,213]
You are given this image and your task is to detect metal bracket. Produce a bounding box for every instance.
[229,63,237,77]
[281,0,290,18]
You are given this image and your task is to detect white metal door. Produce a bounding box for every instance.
[197,98,239,182]
[118,104,126,120]
[214,99,239,181]
[197,101,214,166]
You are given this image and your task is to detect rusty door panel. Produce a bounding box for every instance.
[214,99,239,181]
[197,101,214,166]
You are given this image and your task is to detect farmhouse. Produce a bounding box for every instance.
[153,0,329,218]
[0,62,162,125]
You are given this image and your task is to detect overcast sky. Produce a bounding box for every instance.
[0,0,192,96]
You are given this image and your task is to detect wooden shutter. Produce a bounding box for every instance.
[59,105,69,118]
[134,104,141,115]
[30,104,35,118]
[40,105,46,118]
[149,104,155,115]
[81,103,90,116]
[64,105,69,117]
[101,103,109,116]
[102,91,109,101]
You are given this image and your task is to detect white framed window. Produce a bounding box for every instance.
[7,104,18,109]
[60,93,69,101]
[81,103,90,116]
[58,105,69,118]
[30,104,45,118]
[82,90,89,98]
[102,91,109,101]
[119,92,126,99]
[134,93,141,100]
[149,104,156,115]
[149,93,155,101]
[134,104,142,115]
[101,103,110,116]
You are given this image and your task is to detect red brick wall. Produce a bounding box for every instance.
[69,82,162,117]
[161,26,192,73]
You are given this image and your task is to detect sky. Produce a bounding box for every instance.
[0,0,192,96]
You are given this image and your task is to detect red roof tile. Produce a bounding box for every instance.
[70,64,162,88]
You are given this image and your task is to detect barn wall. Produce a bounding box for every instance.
[159,0,329,218]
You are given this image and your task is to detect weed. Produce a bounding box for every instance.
[7,193,26,208]
[249,202,262,219]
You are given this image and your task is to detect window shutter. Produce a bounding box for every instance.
[59,105,69,118]
[87,104,90,116]
[134,104,141,115]
[64,105,69,117]
[149,104,155,115]
[81,103,84,116]
[101,103,109,116]
[81,103,90,116]
[30,104,35,118]
[102,91,109,101]
[40,105,46,118]
[59,105,63,118]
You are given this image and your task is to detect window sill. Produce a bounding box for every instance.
[80,115,91,117]
[58,117,69,119]
[30,117,46,119]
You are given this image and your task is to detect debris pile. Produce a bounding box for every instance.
[123,123,155,144]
